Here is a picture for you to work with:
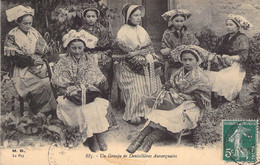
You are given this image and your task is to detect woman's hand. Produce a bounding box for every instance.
[66,86,79,96]
[128,51,137,56]
[129,49,149,57]
[101,54,111,65]
[160,48,171,56]
[178,93,193,101]
[69,90,78,96]
[129,56,146,66]
[222,54,241,63]
[169,92,184,104]
[231,55,240,62]
[139,49,150,56]
[222,54,233,63]
[173,95,184,104]
[162,82,172,90]
[222,54,229,59]
[208,53,216,61]
[169,88,178,94]
[34,58,44,66]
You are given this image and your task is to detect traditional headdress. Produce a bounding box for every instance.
[62,30,98,48]
[122,4,145,24]
[6,5,35,22]
[82,2,100,18]
[227,14,252,30]
[161,9,191,22]
[171,45,209,65]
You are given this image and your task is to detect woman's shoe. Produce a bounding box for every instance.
[141,129,165,153]
[88,135,99,152]
[96,133,108,151]
[126,134,146,153]
[126,126,154,153]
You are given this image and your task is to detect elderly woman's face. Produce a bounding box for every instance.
[85,10,98,25]
[181,52,198,71]
[226,19,239,34]
[170,15,185,30]
[18,15,33,32]
[129,9,142,25]
[69,41,85,56]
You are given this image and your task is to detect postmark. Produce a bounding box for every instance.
[48,143,70,165]
[223,120,258,163]
[48,143,59,165]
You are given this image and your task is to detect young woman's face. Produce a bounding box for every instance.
[129,9,142,25]
[226,19,239,34]
[181,52,198,71]
[69,41,85,56]
[84,10,98,25]
[170,15,185,30]
[18,15,33,32]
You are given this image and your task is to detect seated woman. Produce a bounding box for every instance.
[113,4,163,125]
[52,30,116,152]
[160,9,199,82]
[205,14,251,107]
[4,5,57,115]
[126,45,211,153]
[80,3,112,99]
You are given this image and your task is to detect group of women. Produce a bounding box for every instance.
[4,3,251,153]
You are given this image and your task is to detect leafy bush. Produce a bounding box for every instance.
[1,71,18,114]
[245,33,260,82]
[193,101,239,146]
[1,110,83,148]
[196,26,219,52]
[1,0,113,64]
[35,0,112,54]
[248,75,260,114]
[195,26,219,70]
[1,111,63,147]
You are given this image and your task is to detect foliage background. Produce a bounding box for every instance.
[1,0,114,70]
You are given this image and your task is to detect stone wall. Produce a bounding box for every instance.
[175,0,260,37]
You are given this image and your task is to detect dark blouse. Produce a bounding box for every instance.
[80,23,111,52]
[161,27,199,68]
[161,27,199,58]
[216,31,249,65]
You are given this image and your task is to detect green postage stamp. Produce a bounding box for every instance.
[223,120,258,163]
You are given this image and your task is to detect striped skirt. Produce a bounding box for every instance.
[115,63,162,121]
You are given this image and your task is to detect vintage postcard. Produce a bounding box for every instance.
[1,0,260,165]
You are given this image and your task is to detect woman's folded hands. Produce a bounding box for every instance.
[34,58,45,66]
[162,82,172,90]
[160,48,171,59]
[178,93,193,101]
[129,49,150,57]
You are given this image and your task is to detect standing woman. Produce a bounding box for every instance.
[4,5,57,115]
[160,9,199,81]
[114,4,163,125]
[206,14,251,103]
[80,3,112,99]
[52,30,115,152]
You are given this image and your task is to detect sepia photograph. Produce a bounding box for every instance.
[0,0,260,164]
